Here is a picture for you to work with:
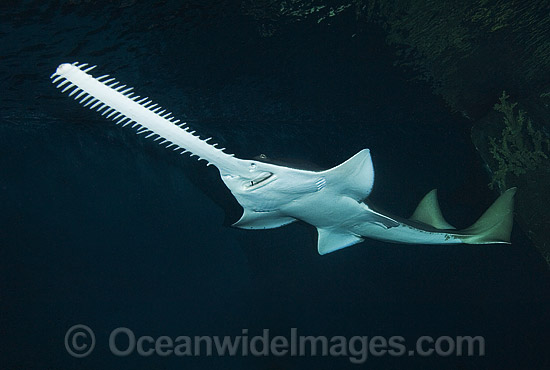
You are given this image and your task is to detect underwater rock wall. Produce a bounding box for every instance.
[363,0,550,266]
[472,93,550,266]
[242,0,550,117]
[361,0,550,118]
[242,0,550,266]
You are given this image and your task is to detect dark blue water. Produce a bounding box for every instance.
[2,1,549,369]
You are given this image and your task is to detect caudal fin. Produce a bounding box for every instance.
[458,187,516,244]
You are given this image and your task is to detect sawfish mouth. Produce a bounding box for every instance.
[246,172,275,190]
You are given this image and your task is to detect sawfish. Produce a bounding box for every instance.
[51,62,515,255]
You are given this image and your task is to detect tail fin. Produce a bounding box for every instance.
[458,187,516,244]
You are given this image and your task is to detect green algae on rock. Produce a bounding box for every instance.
[488,92,550,191]
[473,93,550,268]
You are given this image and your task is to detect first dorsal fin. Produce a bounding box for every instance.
[409,189,455,230]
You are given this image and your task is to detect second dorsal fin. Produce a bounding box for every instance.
[409,189,455,230]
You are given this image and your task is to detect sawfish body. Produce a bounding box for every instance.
[51,62,515,255]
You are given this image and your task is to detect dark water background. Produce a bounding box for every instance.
[1,1,549,369]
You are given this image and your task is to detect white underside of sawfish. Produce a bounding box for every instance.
[51,62,515,255]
